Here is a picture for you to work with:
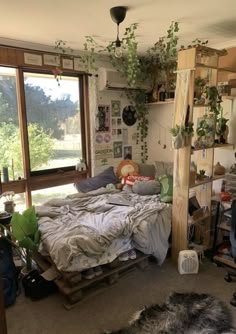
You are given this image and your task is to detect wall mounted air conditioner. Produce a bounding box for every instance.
[98,67,129,91]
[98,67,149,91]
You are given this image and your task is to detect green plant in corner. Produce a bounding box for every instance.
[1,206,40,273]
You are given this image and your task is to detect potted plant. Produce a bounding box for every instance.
[194,114,215,149]
[1,206,40,274]
[216,106,229,144]
[170,124,185,149]
[197,169,206,181]
[194,76,208,104]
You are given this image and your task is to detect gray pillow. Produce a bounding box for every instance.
[137,163,156,177]
[74,166,119,193]
[154,161,173,178]
[132,180,160,196]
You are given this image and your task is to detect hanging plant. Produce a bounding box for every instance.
[53,39,73,86]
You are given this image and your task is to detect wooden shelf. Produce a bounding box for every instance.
[192,212,210,224]
[147,100,174,106]
[192,143,234,152]
[217,221,231,232]
[213,255,236,269]
[190,175,225,189]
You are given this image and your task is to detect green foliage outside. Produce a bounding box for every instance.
[0,75,79,175]
[0,122,54,178]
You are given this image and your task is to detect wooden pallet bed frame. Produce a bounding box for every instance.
[33,251,149,309]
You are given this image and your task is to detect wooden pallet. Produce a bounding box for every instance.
[33,251,149,309]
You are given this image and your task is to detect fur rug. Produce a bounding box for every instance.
[103,292,236,334]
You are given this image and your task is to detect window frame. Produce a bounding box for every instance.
[0,45,91,206]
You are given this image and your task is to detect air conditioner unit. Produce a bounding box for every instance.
[98,67,129,91]
[178,250,199,275]
[98,67,149,91]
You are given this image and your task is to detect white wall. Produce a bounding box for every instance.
[147,103,174,163]
[88,60,141,175]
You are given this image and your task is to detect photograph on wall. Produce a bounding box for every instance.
[24,53,42,66]
[117,118,122,126]
[122,128,128,145]
[112,129,117,137]
[117,129,122,138]
[124,145,132,160]
[96,105,110,132]
[112,118,117,128]
[113,141,123,159]
[111,100,121,117]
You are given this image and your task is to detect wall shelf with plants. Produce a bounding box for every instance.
[147,100,174,106]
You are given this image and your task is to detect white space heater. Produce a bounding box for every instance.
[178,250,199,274]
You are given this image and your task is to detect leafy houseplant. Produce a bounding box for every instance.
[1,206,40,272]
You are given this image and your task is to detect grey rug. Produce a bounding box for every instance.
[103,292,236,334]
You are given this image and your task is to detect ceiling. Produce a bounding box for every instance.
[1,0,236,53]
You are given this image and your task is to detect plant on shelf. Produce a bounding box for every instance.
[194,76,209,104]
[141,21,179,101]
[216,106,229,144]
[194,113,215,149]
[0,206,40,273]
[197,169,206,181]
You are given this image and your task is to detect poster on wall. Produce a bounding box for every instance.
[95,144,113,160]
[96,105,110,132]
[111,100,121,117]
[113,141,123,158]
[124,145,132,160]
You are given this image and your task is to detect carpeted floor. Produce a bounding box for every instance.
[5,258,236,334]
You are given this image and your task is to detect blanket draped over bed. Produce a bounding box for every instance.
[36,189,171,272]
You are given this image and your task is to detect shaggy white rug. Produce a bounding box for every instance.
[103,292,236,334]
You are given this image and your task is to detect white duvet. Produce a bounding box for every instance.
[36,188,171,272]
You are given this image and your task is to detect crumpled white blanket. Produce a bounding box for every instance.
[36,188,171,272]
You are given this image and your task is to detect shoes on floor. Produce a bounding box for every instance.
[94,266,103,276]
[128,249,137,260]
[118,249,137,262]
[118,251,129,261]
[82,268,95,280]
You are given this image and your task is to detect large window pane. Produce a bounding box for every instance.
[23,72,82,173]
[0,67,24,181]
[32,184,77,206]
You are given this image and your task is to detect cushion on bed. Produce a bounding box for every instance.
[132,180,160,196]
[155,161,173,178]
[159,175,173,203]
[137,163,156,177]
[74,166,119,193]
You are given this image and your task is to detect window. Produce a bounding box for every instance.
[32,183,76,206]
[0,66,24,180]
[23,71,83,175]
[0,46,90,207]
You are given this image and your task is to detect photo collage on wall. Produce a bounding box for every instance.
[95,100,134,163]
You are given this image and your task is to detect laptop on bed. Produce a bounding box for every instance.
[107,196,132,206]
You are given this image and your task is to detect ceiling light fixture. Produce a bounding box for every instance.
[110,6,128,58]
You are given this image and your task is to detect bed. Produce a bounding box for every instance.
[36,187,172,273]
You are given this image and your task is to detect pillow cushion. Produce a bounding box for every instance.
[132,180,160,196]
[137,163,156,178]
[121,175,154,186]
[159,175,173,203]
[74,167,119,193]
[155,161,173,178]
